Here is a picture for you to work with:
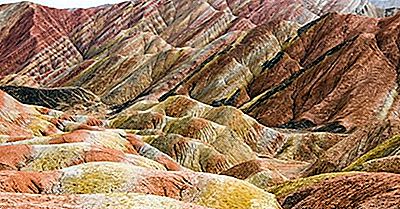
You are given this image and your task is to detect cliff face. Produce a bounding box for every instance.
[1,0,400,208]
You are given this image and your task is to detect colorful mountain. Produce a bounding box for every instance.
[0,0,400,208]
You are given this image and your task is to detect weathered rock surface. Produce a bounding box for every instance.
[0,89,60,137]
[0,0,400,208]
[0,162,282,209]
[304,121,399,175]
[343,135,400,173]
[269,172,400,209]
[0,85,107,116]
[0,0,396,110]
[1,1,399,134]
[243,12,400,133]
[0,143,166,171]
[0,89,284,207]
[221,158,309,188]
[0,193,211,209]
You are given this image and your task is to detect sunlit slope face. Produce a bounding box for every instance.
[0,86,399,209]
[0,0,389,101]
[0,0,398,129]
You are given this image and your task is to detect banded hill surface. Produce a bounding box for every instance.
[0,0,400,208]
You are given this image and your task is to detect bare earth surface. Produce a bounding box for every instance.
[0,0,400,208]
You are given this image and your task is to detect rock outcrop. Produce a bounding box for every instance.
[0,0,396,109]
[270,172,400,209]
[0,193,211,209]
[1,0,400,208]
[0,85,107,115]
[243,12,400,133]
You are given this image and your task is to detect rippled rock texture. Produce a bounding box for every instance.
[1,0,400,208]
[0,0,396,107]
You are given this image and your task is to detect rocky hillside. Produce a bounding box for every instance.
[0,0,400,208]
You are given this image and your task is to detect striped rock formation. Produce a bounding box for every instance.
[1,0,400,208]
[0,0,395,108]
[0,89,285,208]
[269,172,400,209]
[0,193,211,209]
[0,162,282,209]
[243,12,400,132]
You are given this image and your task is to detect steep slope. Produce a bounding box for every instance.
[1,0,400,208]
[0,86,107,116]
[0,89,285,208]
[0,2,96,85]
[0,0,394,109]
[270,172,400,209]
[243,12,400,133]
